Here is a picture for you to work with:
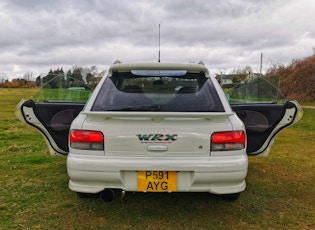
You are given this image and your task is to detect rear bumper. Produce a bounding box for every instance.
[67,154,248,195]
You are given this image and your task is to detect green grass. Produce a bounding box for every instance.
[33,88,92,102]
[0,88,314,229]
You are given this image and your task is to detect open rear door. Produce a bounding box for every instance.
[14,72,94,155]
[231,101,302,155]
[223,74,303,156]
[15,99,84,155]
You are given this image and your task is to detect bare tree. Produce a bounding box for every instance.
[23,72,34,82]
[0,71,8,84]
[232,66,253,74]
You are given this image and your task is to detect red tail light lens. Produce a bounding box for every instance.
[211,131,246,151]
[70,130,104,150]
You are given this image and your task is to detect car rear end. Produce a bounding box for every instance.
[66,63,248,199]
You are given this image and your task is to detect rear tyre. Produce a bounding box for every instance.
[220,193,240,201]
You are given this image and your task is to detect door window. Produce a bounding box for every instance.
[221,74,286,104]
[32,72,96,103]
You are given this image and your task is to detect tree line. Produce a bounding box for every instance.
[0,66,105,89]
[1,53,314,101]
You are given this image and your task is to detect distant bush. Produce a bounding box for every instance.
[267,54,315,101]
[0,79,36,88]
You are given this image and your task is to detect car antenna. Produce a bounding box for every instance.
[158,24,161,63]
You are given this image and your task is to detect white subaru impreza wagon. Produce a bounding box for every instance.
[15,62,303,201]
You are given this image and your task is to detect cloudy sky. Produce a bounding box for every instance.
[1,0,315,80]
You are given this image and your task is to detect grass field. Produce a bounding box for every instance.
[0,88,314,229]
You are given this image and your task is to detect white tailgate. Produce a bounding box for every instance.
[81,112,235,157]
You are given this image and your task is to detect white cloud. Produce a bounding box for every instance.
[1,0,315,79]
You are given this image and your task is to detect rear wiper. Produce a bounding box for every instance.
[109,104,162,111]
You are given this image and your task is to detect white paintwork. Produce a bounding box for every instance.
[67,62,248,195]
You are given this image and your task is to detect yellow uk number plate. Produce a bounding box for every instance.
[138,171,176,192]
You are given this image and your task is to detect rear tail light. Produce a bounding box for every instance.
[211,131,246,151]
[70,130,104,150]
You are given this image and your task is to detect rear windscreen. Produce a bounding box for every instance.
[91,70,224,112]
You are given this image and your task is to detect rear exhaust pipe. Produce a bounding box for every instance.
[100,189,115,202]
[100,189,125,203]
